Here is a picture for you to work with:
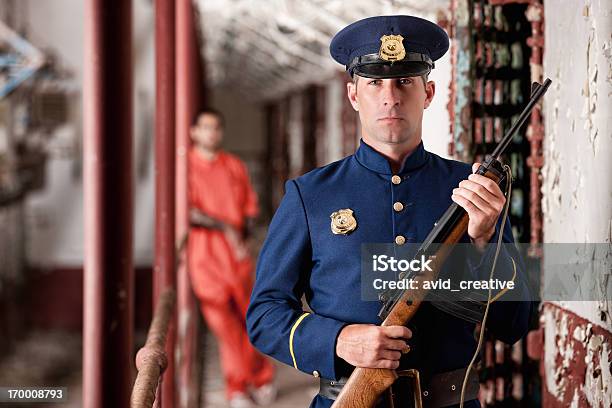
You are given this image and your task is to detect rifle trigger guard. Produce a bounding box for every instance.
[390,368,423,408]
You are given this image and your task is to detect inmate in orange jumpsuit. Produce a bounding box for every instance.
[188,148,274,398]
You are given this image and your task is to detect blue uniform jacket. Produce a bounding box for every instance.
[247,139,531,408]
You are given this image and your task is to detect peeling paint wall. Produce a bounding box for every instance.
[542,0,612,406]
[542,0,612,246]
[541,303,611,407]
[542,0,612,325]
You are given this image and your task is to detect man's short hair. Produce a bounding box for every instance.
[193,108,225,128]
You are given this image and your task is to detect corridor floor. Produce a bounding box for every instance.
[201,330,317,407]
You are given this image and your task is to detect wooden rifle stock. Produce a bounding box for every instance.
[331,79,551,408]
[332,209,470,408]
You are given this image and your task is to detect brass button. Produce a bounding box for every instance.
[393,202,404,212]
[391,175,401,185]
[395,235,406,245]
[313,370,320,378]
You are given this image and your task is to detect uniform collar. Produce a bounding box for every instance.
[354,139,429,175]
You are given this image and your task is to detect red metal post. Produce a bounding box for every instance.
[155,0,177,406]
[83,1,134,407]
[176,0,206,406]
[525,0,545,255]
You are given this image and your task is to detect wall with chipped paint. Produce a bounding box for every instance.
[541,0,611,406]
[542,0,612,248]
[541,303,611,407]
[542,0,611,325]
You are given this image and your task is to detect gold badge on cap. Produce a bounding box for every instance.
[330,209,357,235]
[379,34,406,62]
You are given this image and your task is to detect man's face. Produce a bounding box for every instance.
[190,113,223,150]
[347,75,435,145]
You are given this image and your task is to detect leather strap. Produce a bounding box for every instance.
[319,367,479,408]
[422,368,480,408]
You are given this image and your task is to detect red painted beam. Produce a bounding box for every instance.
[155,0,177,406]
[83,1,134,407]
[176,0,206,406]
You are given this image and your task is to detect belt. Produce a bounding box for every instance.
[319,367,480,408]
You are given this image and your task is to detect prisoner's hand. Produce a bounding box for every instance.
[222,226,249,260]
[336,324,411,369]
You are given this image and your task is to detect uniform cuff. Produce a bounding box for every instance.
[289,312,347,381]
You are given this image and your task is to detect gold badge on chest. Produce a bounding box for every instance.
[330,209,357,235]
[379,34,406,62]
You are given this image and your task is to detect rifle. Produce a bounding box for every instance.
[330,78,551,408]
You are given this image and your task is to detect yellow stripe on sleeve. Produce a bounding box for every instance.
[289,312,311,369]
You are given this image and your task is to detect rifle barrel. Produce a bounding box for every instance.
[491,78,552,159]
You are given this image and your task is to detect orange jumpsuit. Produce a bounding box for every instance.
[188,148,274,398]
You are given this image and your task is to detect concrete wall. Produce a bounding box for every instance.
[541,0,611,406]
